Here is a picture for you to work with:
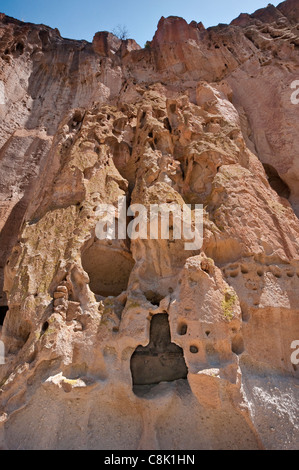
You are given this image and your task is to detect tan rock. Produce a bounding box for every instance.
[0,1,298,451]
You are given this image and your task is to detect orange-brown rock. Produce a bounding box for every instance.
[92,31,121,56]
[0,0,298,450]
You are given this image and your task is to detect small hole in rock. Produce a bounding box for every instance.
[144,291,164,306]
[232,334,245,355]
[16,42,24,55]
[42,321,49,332]
[229,270,239,278]
[140,111,146,124]
[163,117,172,132]
[190,345,198,354]
[0,306,9,326]
[205,331,210,337]
[178,323,187,336]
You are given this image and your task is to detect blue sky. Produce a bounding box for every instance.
[0,0,281,47]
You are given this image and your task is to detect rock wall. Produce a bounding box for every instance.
[0,0,298,450]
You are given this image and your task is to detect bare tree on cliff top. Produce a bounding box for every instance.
[112,24,129,40]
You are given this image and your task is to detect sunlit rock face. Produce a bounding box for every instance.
[0,0,299,450]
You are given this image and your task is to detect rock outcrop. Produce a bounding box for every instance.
[0,0,298,450]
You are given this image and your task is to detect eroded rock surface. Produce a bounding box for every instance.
[0,0,298,450]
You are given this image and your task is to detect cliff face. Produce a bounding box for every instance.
[0,1,298,450]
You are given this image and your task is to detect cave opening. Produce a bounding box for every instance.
[144,290,164,306]
[0,306,8,326]
[130,313,188,393]
[263,163,291,199]
[81,241,135,298]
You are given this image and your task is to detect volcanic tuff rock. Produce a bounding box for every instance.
[0,0,299,450]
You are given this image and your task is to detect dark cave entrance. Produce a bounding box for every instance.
[263,163,291,199]
[130,313,188,392]
[0,306,8,326]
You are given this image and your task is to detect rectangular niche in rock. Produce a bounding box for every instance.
[130,313,188,392]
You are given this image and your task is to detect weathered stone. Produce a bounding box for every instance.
[0,0,298,451]
[53,292,66,300]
